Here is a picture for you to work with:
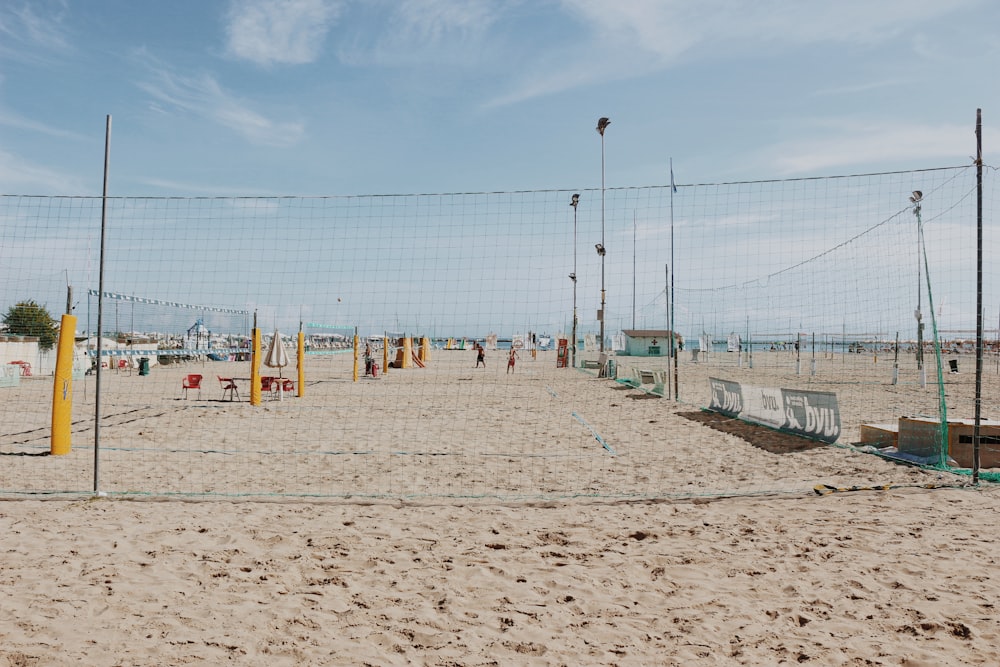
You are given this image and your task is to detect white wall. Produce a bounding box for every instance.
[0,338,42,375]
[0,338,160,376]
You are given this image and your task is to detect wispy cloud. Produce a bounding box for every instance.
[386,0,500,55]
[137,55,304,147]
[340,0,503,67]
[812,79,911,97]
[766,120,975,174]
[0,109,89,140]
[486,0,976,107]
[563,0,969,55]
[138,177,282,197]
[0,1,70,49]
[0,1,72,62]
[225,0,342,66]
[0,148,87,194]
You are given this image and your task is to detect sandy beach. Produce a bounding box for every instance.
[4,347,991,499]
[2,348,999,664]
[2,488,1000,665]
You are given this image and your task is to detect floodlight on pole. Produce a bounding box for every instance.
[570,193,580,368]
[596,117,610,353]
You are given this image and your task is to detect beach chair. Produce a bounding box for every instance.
[262,377,293,398]
[182,373,203,399]
[218,375,239,401]
[616,366,642,388]
[264,377,293,399]
[649,370,667,397]
[9,360,32,376]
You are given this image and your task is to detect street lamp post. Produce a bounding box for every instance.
[596,117,610,353]
[911,190,926,387]
[570,194,580,368]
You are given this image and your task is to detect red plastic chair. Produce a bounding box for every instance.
[261,376,292,399]
[9,361,31,376]
[218,376,239,401]
[182,374,203,399]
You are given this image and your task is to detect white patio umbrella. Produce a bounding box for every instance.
[264,329,290,400]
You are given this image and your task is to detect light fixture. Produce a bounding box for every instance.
[596,116,610,354]
[570,193,579,207]
[910,190,923,203]
[569,272,576,281]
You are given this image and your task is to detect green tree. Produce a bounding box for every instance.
[2,300,59,350]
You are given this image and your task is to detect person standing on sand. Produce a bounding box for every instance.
[364,341,374,376]
[507,348,518,374]
[476,344,485,368]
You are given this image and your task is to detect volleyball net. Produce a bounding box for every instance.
[0,162,997,499]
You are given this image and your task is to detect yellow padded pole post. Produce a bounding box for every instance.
[50,314,77,455]
[383,335,389,375]
[250,328,261,405]
[297,331,305,397]
[402,337,412,369]
[420,336,430,363]
[353,334,359,382]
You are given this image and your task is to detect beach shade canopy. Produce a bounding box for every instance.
[264,330,290,377]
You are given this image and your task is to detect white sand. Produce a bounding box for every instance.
[2,348,999,664]
[2,488,999,665]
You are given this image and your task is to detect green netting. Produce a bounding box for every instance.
[1,164,997,500]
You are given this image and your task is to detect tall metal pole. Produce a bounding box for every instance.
[973,108,984,483]
[632,211,636,329]
[670,159,678,400]
[94,114,111,495]
[912,190,926,386]
[665,263,671,400]
[597,117,610,353]
[570,194,580,368]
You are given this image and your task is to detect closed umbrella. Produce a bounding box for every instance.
[264,330,290,400]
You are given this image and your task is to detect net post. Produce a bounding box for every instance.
[250,326,261,405]
[297,330,305,397]
[383,333,389,375]
[50,313,77,455]
[353,328,359,382]
[402,336,413,368]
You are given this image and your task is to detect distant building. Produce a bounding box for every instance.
[621,329,683,357]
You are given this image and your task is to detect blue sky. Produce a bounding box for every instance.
[1,1,997,342]
[1,0,996,197]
